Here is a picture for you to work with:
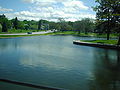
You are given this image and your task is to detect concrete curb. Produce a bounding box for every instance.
[0,30,53,36]
[73,40,120,50]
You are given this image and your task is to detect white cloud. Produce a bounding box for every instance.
[5,12,39,21]
[4,0,95,21]
[5,10,95,21]
[15,11,36,17]
[22,0,34,3]
[23,0,55,3]
[0,6,13,12]
[63,0,88,10]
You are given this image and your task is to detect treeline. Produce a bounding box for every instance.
[0,14,95,34]
[0,14,39,32]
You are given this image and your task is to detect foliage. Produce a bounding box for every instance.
[13,17,19,29]
[0,14,9,32]
[2,22,8,32]
[57,18,73,31]
[38,20,42,30]
[94,0,120,41]
[74,18,95,34]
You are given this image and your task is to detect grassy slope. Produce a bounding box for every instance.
[51,31,118,38]
[82,40,118,45]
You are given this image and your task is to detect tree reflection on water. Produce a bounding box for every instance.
[89,49,120,90]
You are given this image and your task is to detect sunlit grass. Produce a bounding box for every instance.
[82,40,118,45]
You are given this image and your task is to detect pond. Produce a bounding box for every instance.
[0,35,120,90]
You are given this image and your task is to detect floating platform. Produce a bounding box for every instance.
[73,40,120,50]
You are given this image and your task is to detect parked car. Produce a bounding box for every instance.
[27,32,32,34]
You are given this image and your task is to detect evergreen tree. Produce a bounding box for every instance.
[38,20,42,30]
[13,17,19,29]
[2,21,8,32]
[0,14,8,32]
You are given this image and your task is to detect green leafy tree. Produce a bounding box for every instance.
[74,21,83,33]
[73,18,95,34]
[18,21,24,29]
[58,18,73,31]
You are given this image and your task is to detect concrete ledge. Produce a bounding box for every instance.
[73,40,120,50]
[0,79,62,90]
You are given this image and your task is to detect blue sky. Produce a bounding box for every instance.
[0,0,96,21]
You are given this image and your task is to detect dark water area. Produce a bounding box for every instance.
[0,35,120,90]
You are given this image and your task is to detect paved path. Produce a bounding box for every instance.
[0,30,53,35]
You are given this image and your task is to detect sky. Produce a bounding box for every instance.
[0,0,97,21]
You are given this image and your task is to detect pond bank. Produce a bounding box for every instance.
[73,40,120,50]
[0,31,118,39]
[0,30,54,38]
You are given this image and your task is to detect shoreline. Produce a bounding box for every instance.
[0,31,118,39]
[0,30,54,38]
[73,40,120,50]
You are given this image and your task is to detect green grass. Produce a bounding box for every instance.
[51,31,76,35]
[52,31,118,38]
[82,40,118,45]
[50,31,97,36]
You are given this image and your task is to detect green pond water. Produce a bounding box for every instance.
[0,35,120,90]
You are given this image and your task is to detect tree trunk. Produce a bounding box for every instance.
[117,36,120,45]
[107,11,110,40]
[78,30,80,34]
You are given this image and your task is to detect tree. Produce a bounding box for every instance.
[94,0,111,40]
[58,18,73,32]
[2,21,8,32]
[0,14,8,32]
[94,0,120,42]
[73,18,95,34]
[82,18,95,34]
[18,21,24,29]
[73,21,83,33]
[38,20,42,30]
[13,17,19,29]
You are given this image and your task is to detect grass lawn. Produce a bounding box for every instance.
[52,31,118,38]
[82,40,118,45]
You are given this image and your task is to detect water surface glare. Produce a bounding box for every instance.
[0,35,120,90]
